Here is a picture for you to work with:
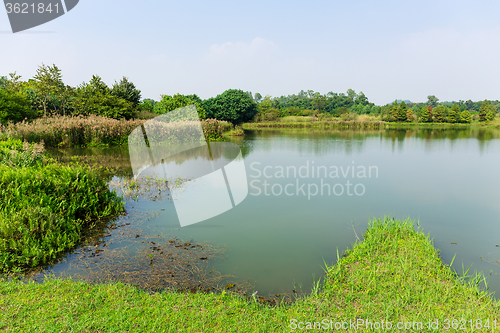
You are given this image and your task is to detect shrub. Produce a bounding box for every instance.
[204,89,258,124]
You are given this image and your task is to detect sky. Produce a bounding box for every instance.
[1,0,500,105]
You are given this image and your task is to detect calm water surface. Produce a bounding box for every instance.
[37,128,500,299]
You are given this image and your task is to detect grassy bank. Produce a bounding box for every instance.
[0,115,234,148]
[242,115,500,130]
[0,139,124,274]
[1,217,499,332]
[242,119,385,130]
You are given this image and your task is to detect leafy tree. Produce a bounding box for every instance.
[0,76,7,90]
[390,100,399,122]
[465,99,474,110]
[311,92,326,113]
[72,75,134,119]
[0,89,36,124]
[355,91,369,105]
[406,108,414,122]
[154,93,206,119]
[433,105,446,123]
[110,77,141,107]
[204,89,258,124]
[427,95,439,108]
[346,89,357,100]
[398,101,408,121]
[419,106,430,123]
[254,92,262,104]
[479,100,489,122]
[138,98,157,112]
[33,63,63,116]
[460,110,471,123]
[447,104,460,123]
[486,107,495,121]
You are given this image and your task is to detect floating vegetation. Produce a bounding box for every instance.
[108,175,191,202]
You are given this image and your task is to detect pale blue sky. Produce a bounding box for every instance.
[1,0,500,104]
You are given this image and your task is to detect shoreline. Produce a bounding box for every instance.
[2,217,499,331]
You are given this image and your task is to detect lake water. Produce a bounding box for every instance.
[35,127,500,300]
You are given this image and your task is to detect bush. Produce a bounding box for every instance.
[201,119,233,141]
[154,94,206,119]
[0,89,37,125]
[460,110,472,123]
[204,89,258,124]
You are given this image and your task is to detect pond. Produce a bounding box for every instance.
[29,127,500,300]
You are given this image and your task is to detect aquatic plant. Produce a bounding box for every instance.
[0,158,124,273]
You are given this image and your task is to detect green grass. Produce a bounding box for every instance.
[1,217,499,332]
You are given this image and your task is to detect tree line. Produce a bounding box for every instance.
[1,64,498,126]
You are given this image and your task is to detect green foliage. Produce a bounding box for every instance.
[0,139,45,167]
[0,154,123,272]
[72,75,135,119]
[201,119,233,141]
[479,100,489,122]
[204,89,258,124]
[427,95,439,108]
[460,110,472,123]
[390,100,399,121]
[419,106,431,123]
[110,77,141,107]
[398,101,408,121]
[137,98,156,113]
[0,89,36,125]
[433,105,446,123]
[154,94,206,119]
[33,63,64,116]
[447,104,459,123]
[486,109,495,121]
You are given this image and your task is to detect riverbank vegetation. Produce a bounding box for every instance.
[1,217,499,332]
[0,115,233,148]
[0,139,124,274]
[3,64,500,148]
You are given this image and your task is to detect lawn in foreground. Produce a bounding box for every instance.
[1,217,499,332]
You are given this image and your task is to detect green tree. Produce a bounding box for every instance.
[254,92,262,103]
[138,98,156,113]
[311,92,326,113]
[204,89,258,124]
[460,110,471,123]
[154,93,206,119]
[433,105,446,123]
[447,104,460,123]
[398,101,408,121]
[419,106,428,122]
[479,100,489,121]
[0,89,36,124]
[346,88,357,100]
[110,77,141,107]
[72,75,134,119]
[427,95,439,108]
[390,100,399,122]
[33,63,63,116]
[486,107,495,121]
